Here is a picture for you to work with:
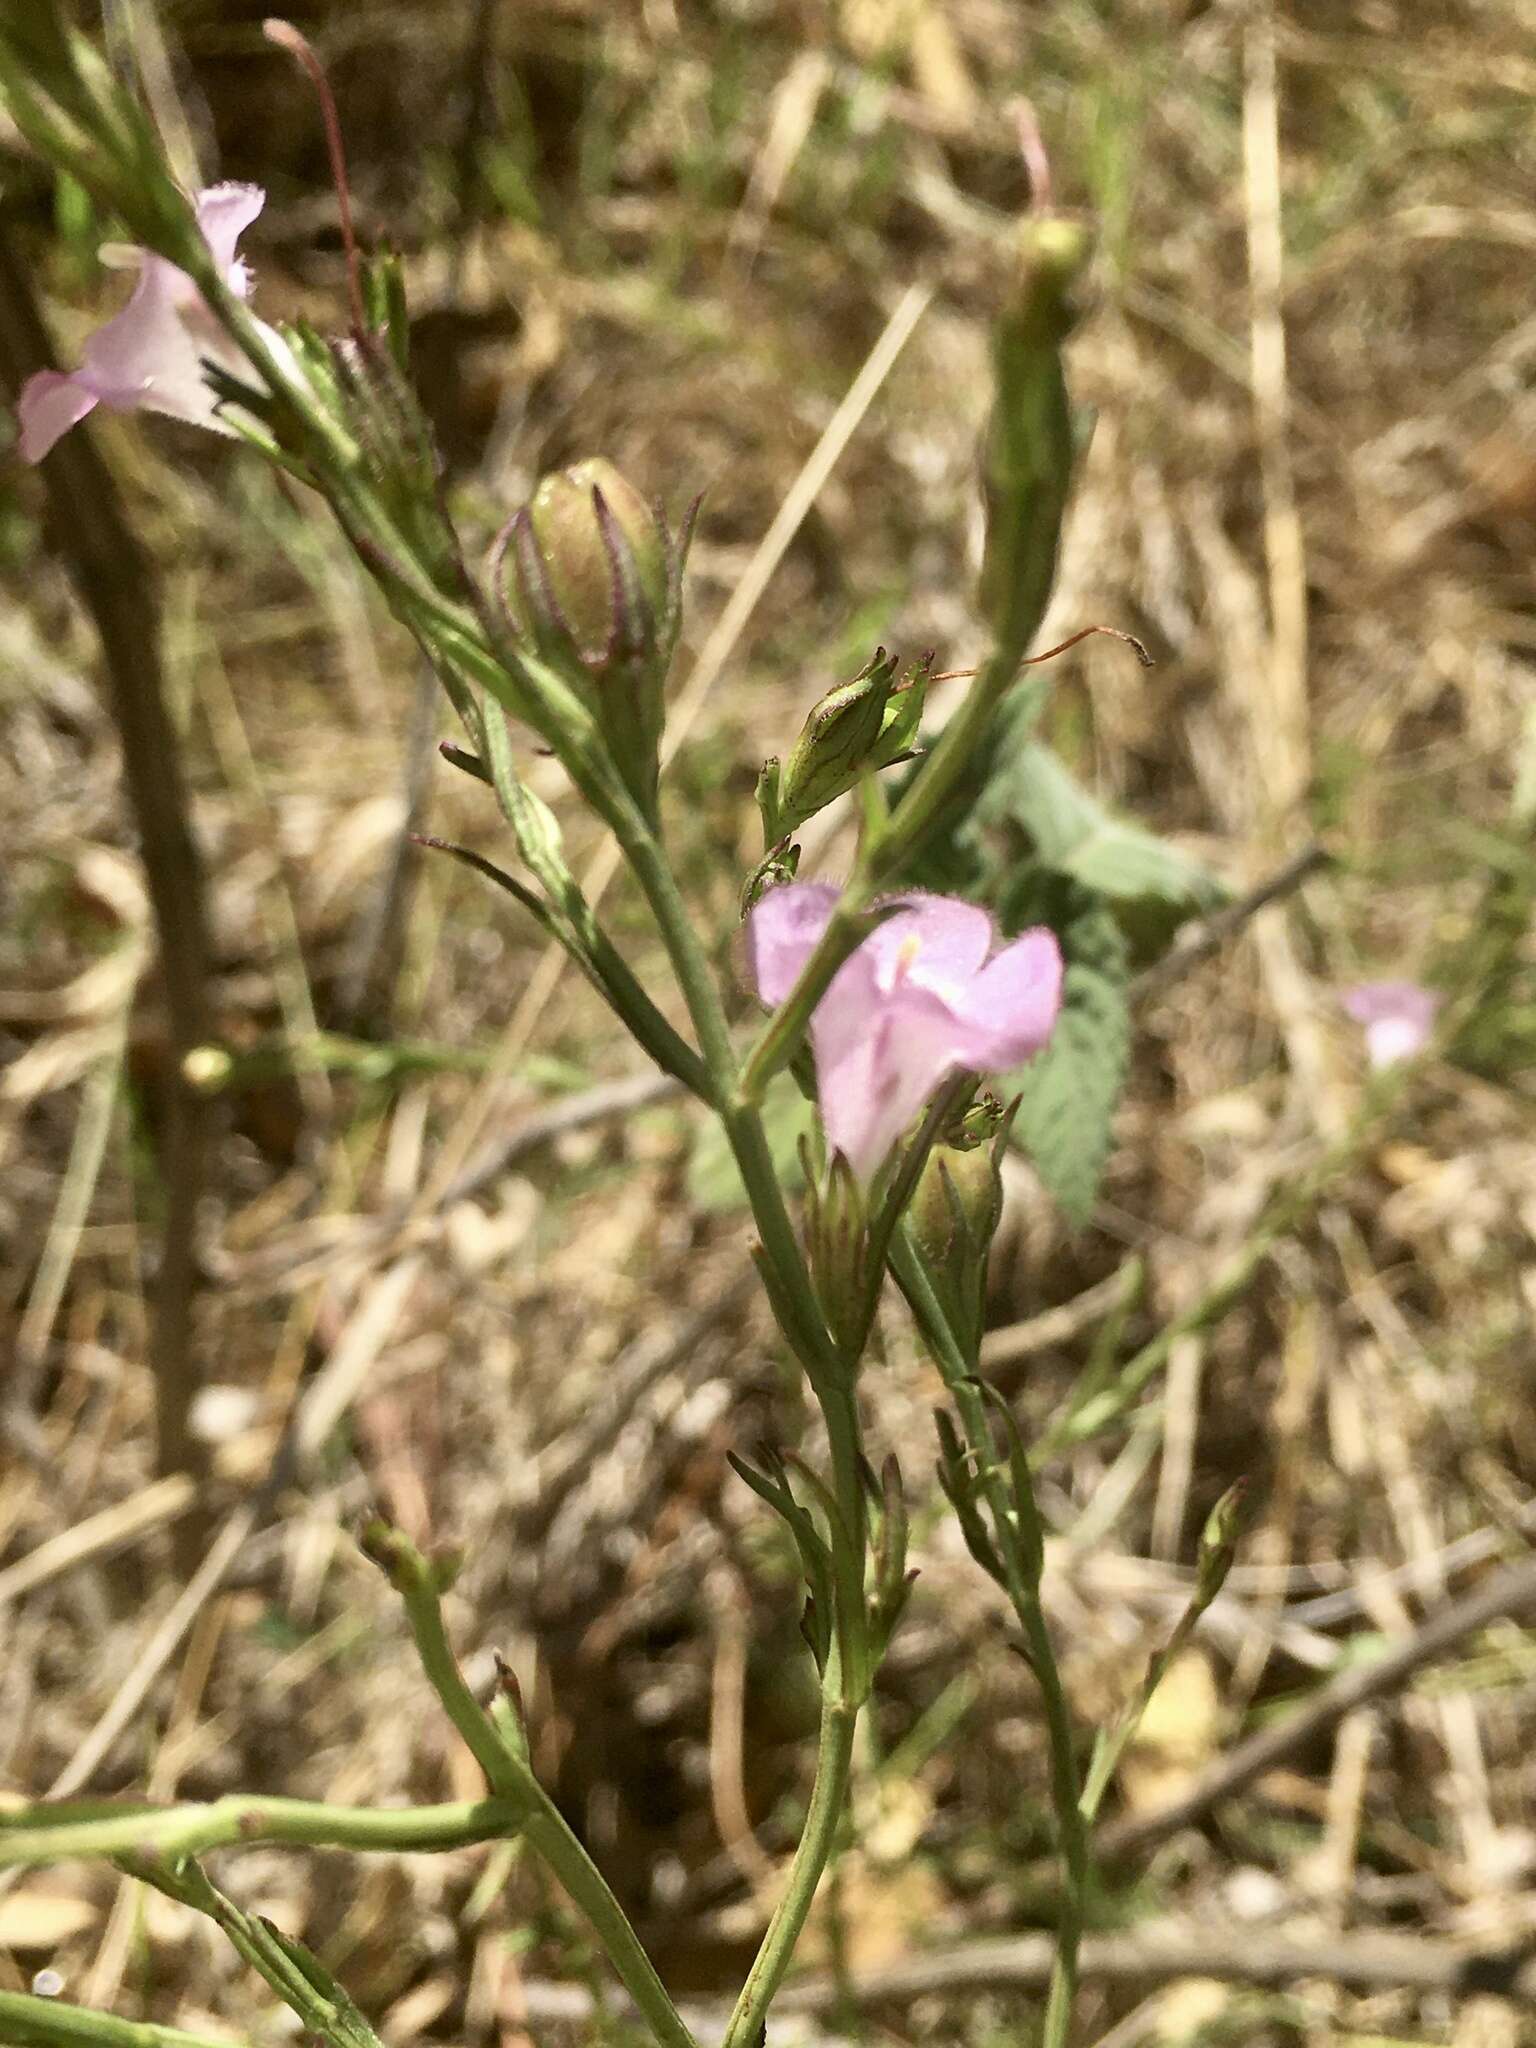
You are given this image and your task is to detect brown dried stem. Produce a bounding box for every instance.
[0,216,213,1571]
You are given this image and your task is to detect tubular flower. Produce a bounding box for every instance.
[18,183,270,462]
[1340,980,1441,1069]
[747,883,1063,1180]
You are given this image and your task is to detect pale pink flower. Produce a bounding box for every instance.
[18,183,269,462]
[1340,980,1441,1069]
[747,883,1063,1179]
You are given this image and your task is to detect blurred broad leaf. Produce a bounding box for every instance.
[1002,878,1130,1225]
[978,733,1227,961]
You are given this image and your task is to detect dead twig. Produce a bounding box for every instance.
[1132,842,1331,997]
[508,1919,1536,2033]
[773,1924,1536,2013]
[1090,1547,1536,1869]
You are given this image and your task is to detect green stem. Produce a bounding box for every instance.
[119,1857,382,2048]
[719,1696,858,2048]
[817,1376,874,1703]
[365,1527,697,2048]
[0,1994,240,2048]
[609,820,877,2045]
[617,810,843,1381]
[1010,1550,1089,2048]
[892,1231,1089,2048]
[0,1794,520,1867]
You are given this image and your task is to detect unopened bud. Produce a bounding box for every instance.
[1194,1480,1248,1611]
[979,211,1093,664]
[801,1143,874,1361]
[510,461,668,658]
[759,648,926,845]
[499,458,693,820]
[906,1111,1012,1359]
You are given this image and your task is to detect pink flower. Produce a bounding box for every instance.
[747,883,1063,1179]
[17,183,269,462]
[1340,980,1441,1069]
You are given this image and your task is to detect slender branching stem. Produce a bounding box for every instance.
[0,1994,241,2048]
[119,1856,384,2048]
[364,1526,699,2048]
[891,1232,1091,2048]
[0,1794,522,1867]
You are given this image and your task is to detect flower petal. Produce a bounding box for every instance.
[74,255,214,418]
[863,893,995,999]
[745,881,841,1005]
[1341,981,1440,1068]
[17,370,98,462]
[193,183,266,285]
[815,968,976,1179]
[955,926,1063,1067]
[1340,980,1439,1028]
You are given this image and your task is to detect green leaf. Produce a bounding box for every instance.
[983,741,1226,960]
[1005,881,1130,1224]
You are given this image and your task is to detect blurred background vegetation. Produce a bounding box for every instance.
[3,2,1536,2043]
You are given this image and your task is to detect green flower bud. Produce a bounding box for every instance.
[1194,1480,1248,1612]
[800,1141,874,1362]
[758,648,927,846]
[979,214,1093,663]
[498,458,695,821]
[906,1111,1012,1359]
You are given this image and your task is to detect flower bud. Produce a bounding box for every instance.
[499,458,694,821]
[906,1110,1012,1359]
[979,213,1093,663]
[1193,1480,1248,1613]
[758,648,926,845]
[800,1141,875,1362]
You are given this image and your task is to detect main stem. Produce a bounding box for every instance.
[719,1693,858,2048]
[968,1377,1089,2048]
[617,813,874,2040]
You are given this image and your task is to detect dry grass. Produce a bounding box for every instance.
[2,1,1535,2043]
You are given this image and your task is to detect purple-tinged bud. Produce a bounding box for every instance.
[498,458,693,819]
[512,461,669,659]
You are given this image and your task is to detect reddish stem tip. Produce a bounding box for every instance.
[264,18,367,339]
